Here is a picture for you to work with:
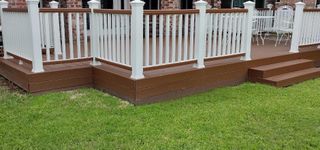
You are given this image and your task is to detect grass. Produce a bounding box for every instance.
[0,77,320,149]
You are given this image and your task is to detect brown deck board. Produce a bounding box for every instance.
[1,39,320,104]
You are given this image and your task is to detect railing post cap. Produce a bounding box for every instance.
[244,1,255,6]
[194,0,208,6]
[26,0,40,5]
[0,0,8,5]
[295,2,305,6]
[88,0,100,8]
[49,0,59,8]
[130,0,145,6]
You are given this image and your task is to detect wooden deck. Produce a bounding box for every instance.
[1,39,320,104]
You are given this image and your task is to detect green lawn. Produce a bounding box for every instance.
[0,77,320,149]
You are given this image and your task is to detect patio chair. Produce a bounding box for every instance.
[273,5,294,47]
[252,9,265,46]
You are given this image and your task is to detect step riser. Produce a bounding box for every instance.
[276,71,320,87]
[249,61,314,79]
[248,59,320,87]
[252,70,320,87]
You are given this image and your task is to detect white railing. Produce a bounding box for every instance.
[0,0,255,79]
[299,10,320,46]
[255,8,274,32]
[205,10,248,58]
[1,0,44,72]
[91,10,131,66]
[290,2,320,53]
[2,10,34,60]
[39,2,92,62]
[142,10,198,67]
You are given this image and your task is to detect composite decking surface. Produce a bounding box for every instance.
[0,38,300,78]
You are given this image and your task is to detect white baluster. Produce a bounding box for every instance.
[165,15,170,63]
[183,14,189,60]
[144,15,149,66]
[152,15,157,65]
[84,13,88,57]
[49,0,61,60]
[60,13,66,59]
[171,15,176,62]
[177,14,182,62]
[159,15,163,64]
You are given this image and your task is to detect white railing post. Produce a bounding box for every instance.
[267,4,273,9]
[317,4,320,9]
[0,0,9,59]
[88,0,101,65]
[49,0,62,59]
[27,0,44,73]
[290,2,305,53]
[242,1,255,61]
[194,0,207,69]
[130,0,145,79]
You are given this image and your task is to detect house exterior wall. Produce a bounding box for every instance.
[276,0,316,8]
[7,0,215,9]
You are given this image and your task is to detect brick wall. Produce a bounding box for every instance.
[275,0,316,8]
[6,0,80,8]
[7,0,26,8]
[161,0,213,9]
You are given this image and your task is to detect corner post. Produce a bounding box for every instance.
[242,1,255,61]
[0,0,9,59]
[130,0,145,80]
[290,2,305,53]
[49,0,62,59]
[88,0,101,66]
[194,0,207,69]
[27,0,44,73]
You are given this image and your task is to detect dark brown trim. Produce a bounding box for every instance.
[3,8,28,12]
[96,57,132,71]
[39,8,91,13]
[134,53,245,71]
[205,53,245,61]
[43,57,93,65]
[144,9,199,15]
[256,8,276,11]
[94,9,131,14]
[7,52,32,64]
[144,60,197,71]
[299,43,320,47]
[206,9,248,14]
[304,9,320,12]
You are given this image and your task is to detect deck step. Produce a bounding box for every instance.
[262,68,320,87]
[249,59,314,78]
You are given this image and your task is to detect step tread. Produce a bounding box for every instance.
[265,67,320,82]
[250,59,313,71]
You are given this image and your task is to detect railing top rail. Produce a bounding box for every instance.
[143,9,199,15]
[39,8,91,13]
[3,8,28,13]
[206,8,248,14]
[303,9,320,12]
[93,9,131,14]
[256,8,276,11]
